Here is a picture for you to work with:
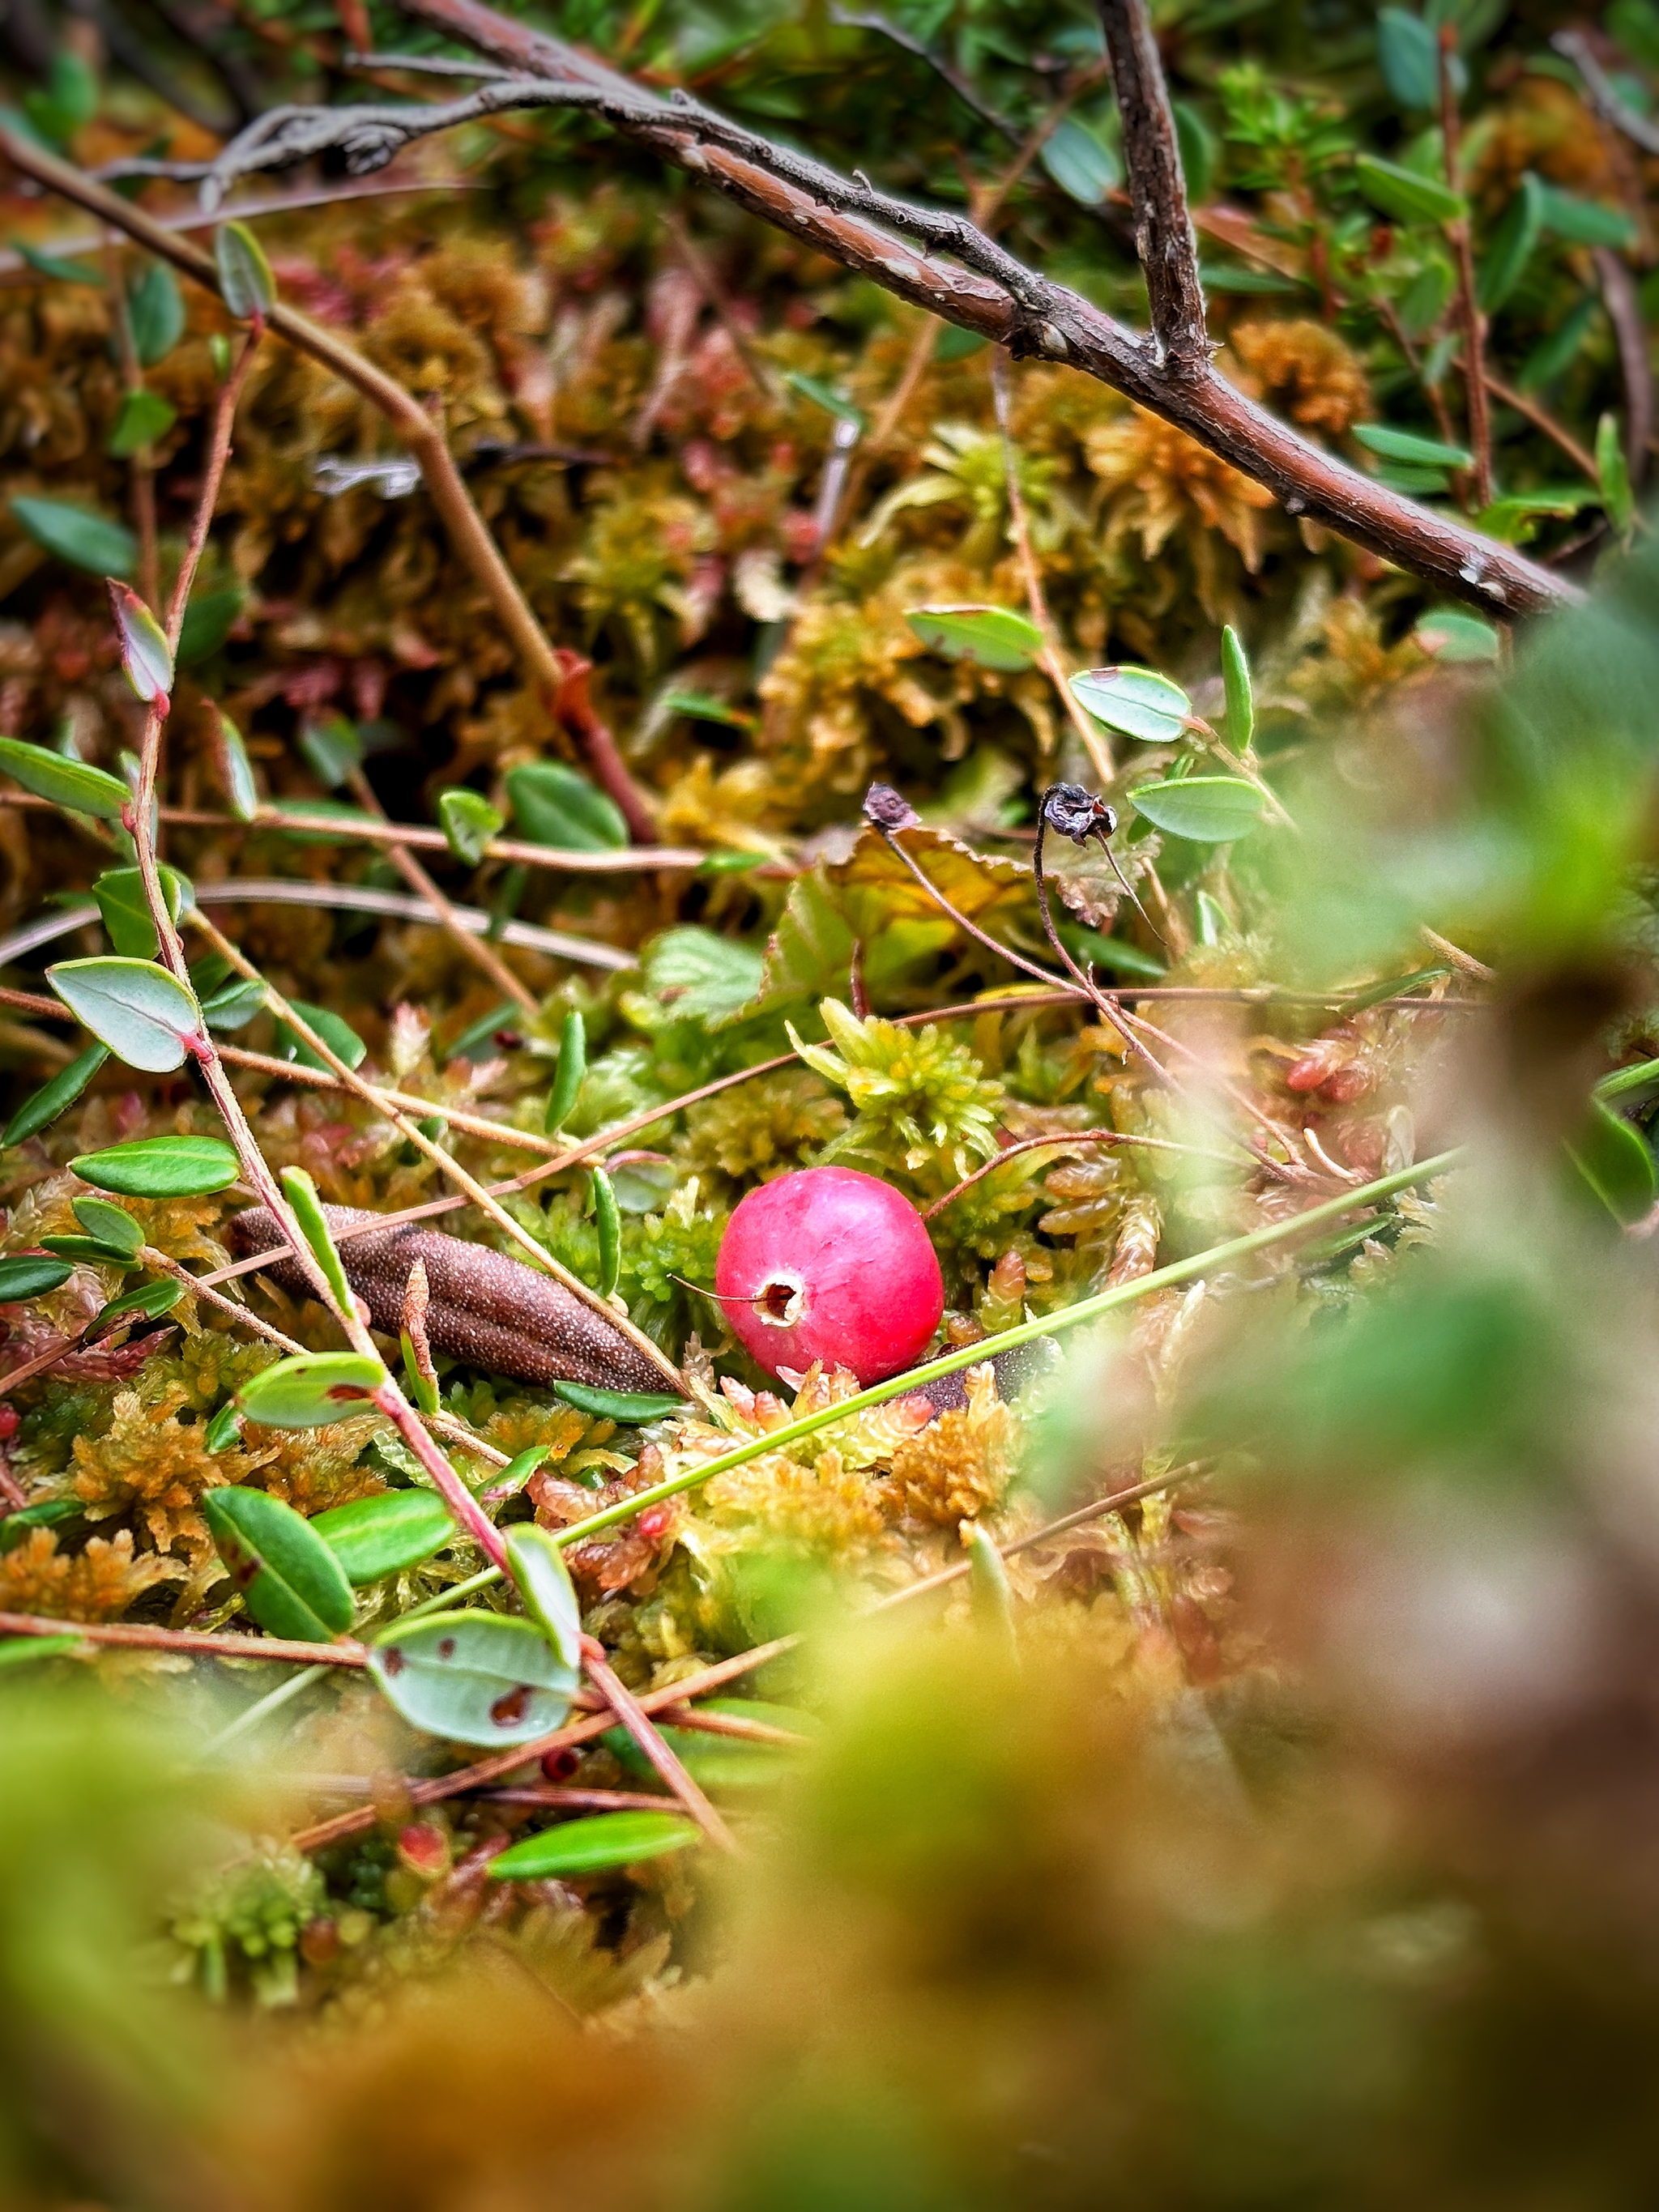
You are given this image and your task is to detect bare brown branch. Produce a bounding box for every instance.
[1098,0,1205,377]
[384,0,1572,621]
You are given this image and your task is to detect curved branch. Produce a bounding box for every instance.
[386,0,1573,620]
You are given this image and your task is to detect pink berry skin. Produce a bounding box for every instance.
[714,1166,945,1386]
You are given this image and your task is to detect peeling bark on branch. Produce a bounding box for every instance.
[1098,0,1207,378]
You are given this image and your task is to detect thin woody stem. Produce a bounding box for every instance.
[0,1613,368,1664]
[989,354,1113,779]
[1098,0,1206,377]
[190,911,686,1392]
[921,1127,1246,1220]
[580,1635,738,1852]
[343,765,539,1016]
[112,393,510,1586]
[0,791,706,872]
[1440,29,1492,512]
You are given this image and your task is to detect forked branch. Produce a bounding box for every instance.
[381,0,1571,622]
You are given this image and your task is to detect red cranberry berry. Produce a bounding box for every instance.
[714,1166,944,1386]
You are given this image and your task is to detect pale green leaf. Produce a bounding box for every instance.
[47,956,202,1073]
[237,1350,387,1430]
[369,1612,579,1747]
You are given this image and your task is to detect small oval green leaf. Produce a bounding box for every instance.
[0,1255,75,1302]
[47,956,202,1073]
[94,1276,182,1328]
[204,1401,244,1452]
[1069,665,1192,744]
[1535,184,1638,249]
[1354,153,1466,227]
[72,1132,240,1198]
[237,1350,387,1430]
[71,1195,144,1256]
[3,1042,109,1146]
[505,761,629,852]
[214,220,276,319]
[203,1485,355,1641]
[550,1379,688,1421]
[1414,611,1500,663]
[604,1697,811,1790]
[128,262,183,365]
[1129,776,1265,842]
[298,716,361,791]
[201,977,266,1031]
[279,1166,355,1318]
[9,495,136,578]
[504,1523,583,1669]
[544,1008,586,1134]
[274,999,366,1074]
[311,1489,455,1583]
[1353,422,1473,470]
[1567,1101,1657,1226]
[1478,172,1545,313]
[369,1612,578,1748]
[1220,625,1253,753]
[1376,6,1442,110]
[488,1809,699,1878]
[107,386,177,459]
[1039,115,1120,206]
[437,786,504,865]
[488,1445,552,1497]
[206,703,259,820]
[0,734,130,820]
[0,1633,85,1669]
[177,585,246,667]
[905,604,1045,672]
[37,1236,136,1266]
[591,1166,621,1302]
[93,863,188,958]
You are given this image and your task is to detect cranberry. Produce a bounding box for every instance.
[714,1166,944,1386]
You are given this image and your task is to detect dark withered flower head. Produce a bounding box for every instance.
[1043,783,1117,844]
[863,781,921,832]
